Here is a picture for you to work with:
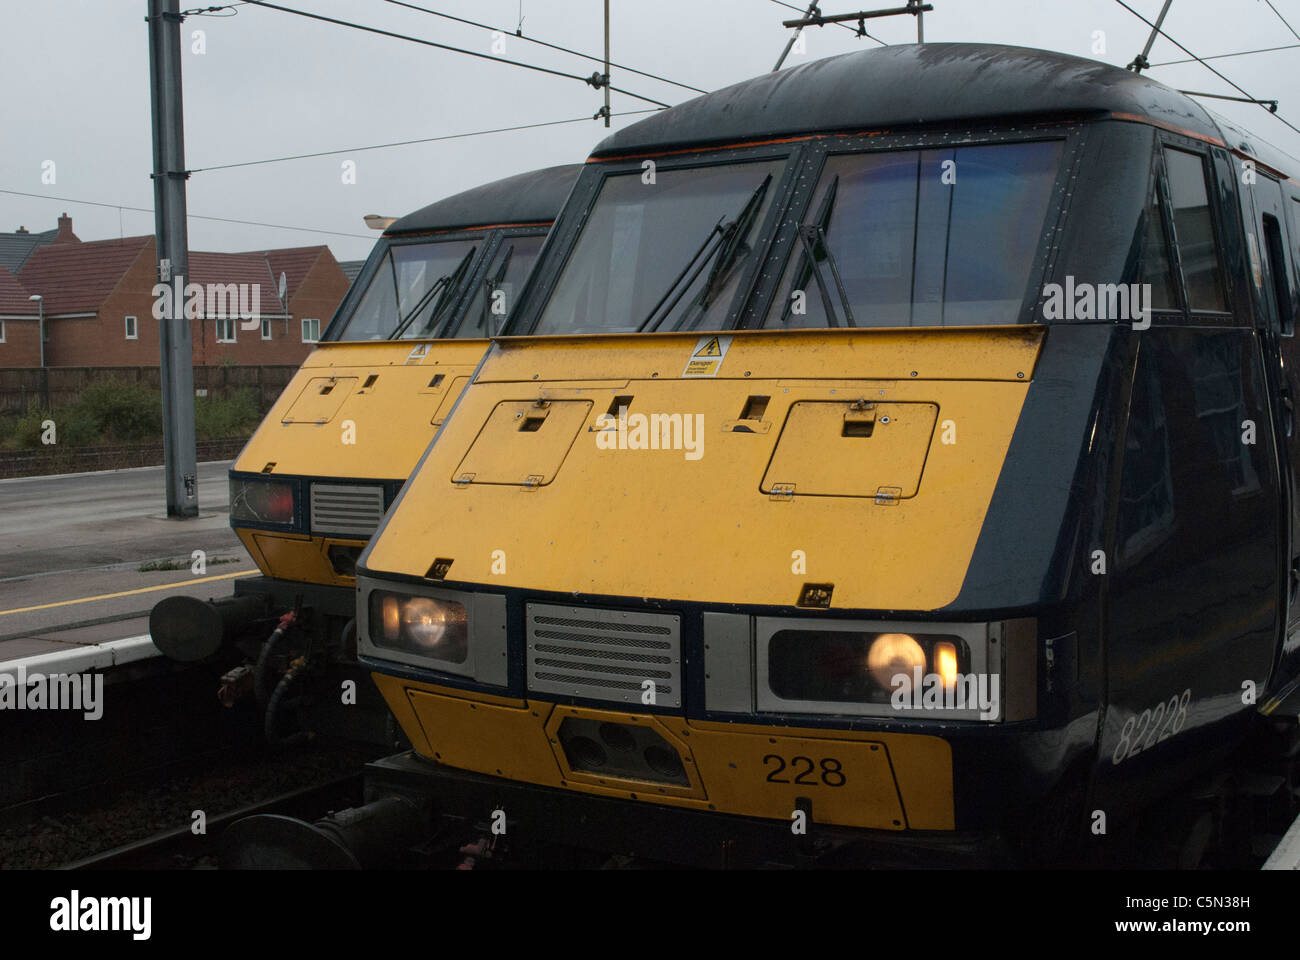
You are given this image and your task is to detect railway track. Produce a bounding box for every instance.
[61,774,364,870]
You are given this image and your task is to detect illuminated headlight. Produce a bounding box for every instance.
[229,477,295,526]
[769,629,970,705]
[745,617,1031,722]
[368,590,468,663]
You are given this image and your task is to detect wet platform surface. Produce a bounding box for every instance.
[0,461,252,672]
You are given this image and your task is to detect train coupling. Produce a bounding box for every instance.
[218,795,426,869]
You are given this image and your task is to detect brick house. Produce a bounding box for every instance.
[3,215,349,368]
[0,217,70,273]
[0,267,42,367]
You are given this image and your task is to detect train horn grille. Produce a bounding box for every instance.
[309,482,385,538]
[525,603,682,708]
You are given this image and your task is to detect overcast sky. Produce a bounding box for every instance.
[4,0,1299,263]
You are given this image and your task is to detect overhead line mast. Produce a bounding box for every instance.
[147,0,199,519]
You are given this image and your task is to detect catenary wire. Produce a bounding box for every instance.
[1113,0,1300,138]
[383,0,707,94]
[239,0,671,108]
[190,110,659,173]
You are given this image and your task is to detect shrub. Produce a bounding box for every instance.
[0,381,262,451]
[0,407,99,449]
[195,388,261,439]
[76,379,163,443]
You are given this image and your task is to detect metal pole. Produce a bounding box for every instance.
[917,5,923,42]
[148,0,199,518]
[1130,0,1173,73]
[37,298,44,370]
[774,1,819,71]
[603,0,610,127]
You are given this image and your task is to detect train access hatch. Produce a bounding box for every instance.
[281,377,358,425]
[453,399,593,487]
[760,400,939,499]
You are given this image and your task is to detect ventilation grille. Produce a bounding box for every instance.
[526,603,681,708]
[309,483,385,538]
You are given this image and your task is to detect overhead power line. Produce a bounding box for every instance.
[383,0,707,94]
[0,189,376,240]
[191,110,659,173]
[1113,0,1300,138]
[1262,0,1300,42]
[239,0,670,108]
[1151,41,1300,67]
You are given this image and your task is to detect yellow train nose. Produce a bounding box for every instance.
[371,674,955,831]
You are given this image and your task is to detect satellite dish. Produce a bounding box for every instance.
[278,271,287,301]
[364,214,397,231]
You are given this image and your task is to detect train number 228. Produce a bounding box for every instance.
[1111,689,1191,765]
[763,754,846,787]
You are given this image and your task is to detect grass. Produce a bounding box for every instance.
[137,555,243,573]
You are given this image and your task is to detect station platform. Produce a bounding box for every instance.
[0,460,251,680]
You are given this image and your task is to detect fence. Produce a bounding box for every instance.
[0,365,298,416]
[0,438,249,480]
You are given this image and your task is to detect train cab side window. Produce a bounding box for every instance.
[1162,147,1228,311]
[1262,213,1295,335]
[1141,198,1178,310]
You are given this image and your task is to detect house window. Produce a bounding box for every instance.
[261,317,272,340]
[216,316,237,343]
[302,317,321,342]
[0,321,6,343]
[125,315,138,340]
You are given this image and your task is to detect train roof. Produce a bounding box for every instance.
[385,163,583,235]
[591,43,1230,158]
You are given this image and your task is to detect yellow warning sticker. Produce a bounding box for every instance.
[682,335,733,378]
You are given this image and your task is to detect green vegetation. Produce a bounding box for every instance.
[194,388,261,440]
[0,381,263,450]
[137,554,243,572]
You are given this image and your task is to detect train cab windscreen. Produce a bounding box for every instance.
[535,159,788,334]
[335,238,480,341]
[450,233,546,337]
[763,140,1063,329]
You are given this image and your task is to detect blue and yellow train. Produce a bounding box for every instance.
[331,44,1300,867]
[150,164,579,744]
[222,44,1300,868]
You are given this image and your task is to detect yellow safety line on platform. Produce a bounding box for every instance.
[0,570,257,617]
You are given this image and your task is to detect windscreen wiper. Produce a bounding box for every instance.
[387,246,476,340]
[480,243,517,337]
[687,174,772,316]
[777,175,856,328]
[387,274,452,340]
[637,174,774,334]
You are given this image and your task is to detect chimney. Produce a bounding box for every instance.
[15,226,28,234]
[54,212,79,243]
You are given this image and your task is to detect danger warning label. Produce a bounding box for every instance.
[681,335,733,378]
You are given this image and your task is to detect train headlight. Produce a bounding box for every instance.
[368,590,468,663]
[720,617,1036,722]
[934,641,959,689]
[865,633,926,688]
[770,628,970,705]
[229,476,296,526]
